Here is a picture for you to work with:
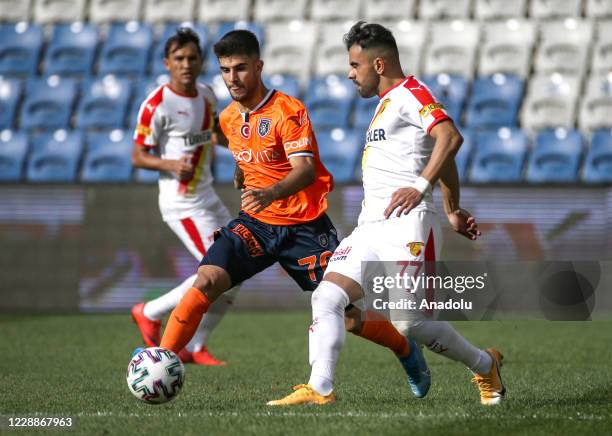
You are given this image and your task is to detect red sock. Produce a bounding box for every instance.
[160,288,210,353]
[353,311,410,357]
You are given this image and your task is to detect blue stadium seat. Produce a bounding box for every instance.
[20,76,77,131]
[469,127,528,183]
[98,22,153,77]
[151,22,208,76]
[422,74,468,125]
[455,128,474,182]
[206,22,264,73]
[352,97,379,131]
[76,75,132,130]
[0,23,43,76]
[317,128,360,183]
[465,74,524,129]
[583,129,612,183]
[135,168,159,183]
[305,75,356,130]
[26,129,83,182]
[201,72,231,111]
[82,130,132,182]
[212,145,235,183]
[264,74,300,99]
[43,22,98,77]
[0,129,28,182]
[0,78,22,129]
[526,128,583,183]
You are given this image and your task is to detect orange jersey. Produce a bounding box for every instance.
[219,90,333,225]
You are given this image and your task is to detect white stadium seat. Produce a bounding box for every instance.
[520,73,581,131]
[388,20,428,76]
[592,20,612,75]
[198,0,250,24]
[33,0,86,23]
[363,0,416,22]
[254,0,308,22]
[143,0,195,23]
[586,0,612,18]
[479,19,536,77]
[579,73,612,131]
[423,20,480,78]
[535,19,594,76]
[0,0,31,22]
[419,0,471,20]
[474,0,527,20]
[90,0,142,23]
[314,22,353,76]
[310,0,363,22]
[529,0,583,19]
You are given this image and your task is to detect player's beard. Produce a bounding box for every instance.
[229,87,249,102]
[355,77,379,98]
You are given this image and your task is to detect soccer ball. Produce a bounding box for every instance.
[126,347,185,404]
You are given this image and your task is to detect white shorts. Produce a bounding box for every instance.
[165,200,232,260]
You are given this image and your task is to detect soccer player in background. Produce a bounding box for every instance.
[159,29,432,397]
[268,22,506,406]
[130,28,238,366]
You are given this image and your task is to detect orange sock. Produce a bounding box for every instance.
[353,310,410,357]
[160,288,211,353]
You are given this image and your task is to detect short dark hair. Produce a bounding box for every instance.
[213,30,260,59]
[343,21,399,56]
[164,27,202,58]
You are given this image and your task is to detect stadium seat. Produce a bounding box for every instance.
[0,23,43,76]
[591,20,612,75]
[135,168,159,183]
[310,0,363,22]
[212,145,235,183]
[455,128,473,182]
[352,97,379,131]
[43,22,99,77]
[151,22,208,76]
[89,0,142,23]
[465,74,524,129]
[0,0,31,22]
[579,74,612,131]
[529,0,582,18]
[33,0,86,23]
[98,22,153,77]
[201,72,232,111]
[198,0,250,24]
[305,75,355,130]
[254,0,309,22]
[263,21,317,86]
[0,77,22,129]
[520,73,580,132]
[474,0,527,20]
[469,127,528,183]
[583,129,612,183]
[586,0,612,18]
[207,22,265,74]
[479,19,536,78]
[264,74,301,98]
[315,22,354,77]
[76,75,132,130]
[143,0,195,23]
[535,19,593,76]
[316,128,360,183]
[526,128,583,183]
[82,130,133,182]
[419,0,471,19]
[388,20,428,77]
[0,129,28,182]
[364,0,416,22]
[26,129,83,182]
[20,76,77,131]
[422,74,469,124]
[423,20,480,78]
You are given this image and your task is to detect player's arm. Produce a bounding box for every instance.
[212,115,228,147]
[131,143,194,181]
[241,156,316,214]
[384,120,462,218]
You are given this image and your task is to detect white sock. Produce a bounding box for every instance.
[308,281,349,396]
[408,320,492,374]
[143,274,196,320]
[186,286,240,352]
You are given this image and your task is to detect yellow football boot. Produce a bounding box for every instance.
[266,384,335,406]
[471,348,506,405]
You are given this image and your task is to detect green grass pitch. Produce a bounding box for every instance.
[1,313,611,435]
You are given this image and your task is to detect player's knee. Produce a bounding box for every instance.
[343,306,363,333]
[311,281,349,314]
[194,265,231,299]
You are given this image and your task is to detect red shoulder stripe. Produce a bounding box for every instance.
[135,85,164,144]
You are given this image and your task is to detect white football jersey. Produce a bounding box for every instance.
[134,83,221,222]
[358,76,450,224]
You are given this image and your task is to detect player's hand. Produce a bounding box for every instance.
[447,208,481,240]
[241,188,275,213]
[384,187,423,219]
[173,155,194,181]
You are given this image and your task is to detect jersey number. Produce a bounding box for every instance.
[298,251,333,282]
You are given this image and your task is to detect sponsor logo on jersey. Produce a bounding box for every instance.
[257,117,272,137]
[329,246,352,262]
[283,137,310,151]
[419,102,444,118]
[407,242,424,257]
[366,128,387,142]
[240,122,251,139]
[230,223,264,257]
[136,124,152,136]
[183,131,212,148]
[232,148,281,164]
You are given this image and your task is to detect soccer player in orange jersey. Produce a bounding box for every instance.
[159,30,432,400]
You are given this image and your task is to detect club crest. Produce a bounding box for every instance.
[319,234,329,247]
[407,242,424,257]
[257,117,271,137]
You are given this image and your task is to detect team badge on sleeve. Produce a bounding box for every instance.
[419,103,445,118]
[407,242,424,257]
[136,124,152,136]
[257,118,271,137]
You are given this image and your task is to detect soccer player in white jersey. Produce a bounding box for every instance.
[269,22,506,406]
[130,28,239,366]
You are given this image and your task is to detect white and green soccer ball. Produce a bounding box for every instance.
[126,347,185,404]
